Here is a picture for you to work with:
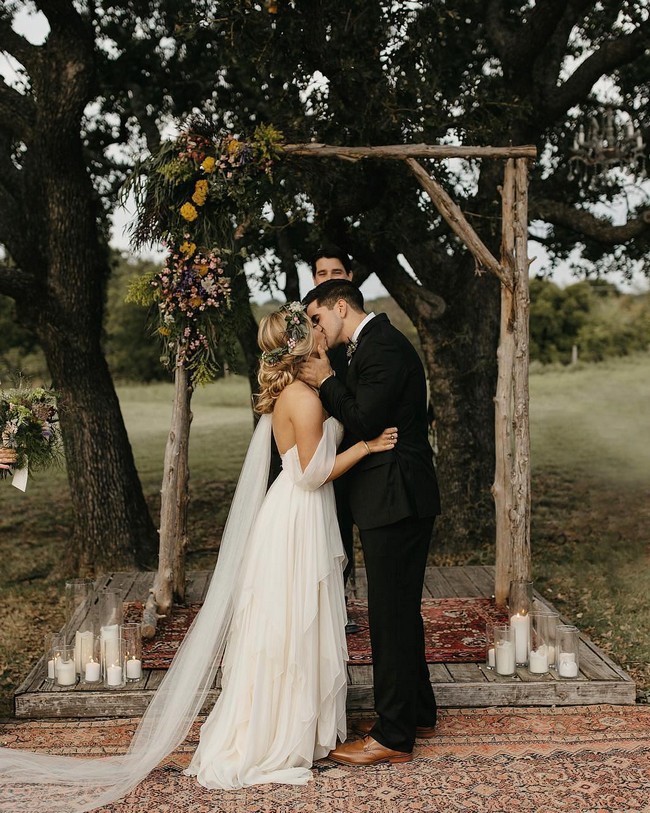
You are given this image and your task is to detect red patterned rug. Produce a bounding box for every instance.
[124,598,510,669]
[346,598,509,665]
[2,705,650,812]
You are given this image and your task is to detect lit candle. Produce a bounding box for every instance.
[56,659,76,686]
[47,658,56,680]
[84,658,101,683]
[510,613,530,665]
[495,640,515,675]
[487,647,495,668]
[107,664,123,686]
[126,657,142,680]
[528,646,549,674]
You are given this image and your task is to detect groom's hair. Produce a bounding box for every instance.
[302,279,365,313]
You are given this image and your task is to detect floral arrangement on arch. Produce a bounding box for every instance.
[0,383,63,478]
[126,119,284,384]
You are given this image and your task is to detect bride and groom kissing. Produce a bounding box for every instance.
[0,249,441,808]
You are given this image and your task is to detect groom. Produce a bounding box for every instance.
[300,279,441,765]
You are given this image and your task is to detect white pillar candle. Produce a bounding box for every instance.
[84,659,101,683]
[510,613,530,664]
[56,659,76,686]
[107,664,123,686]
[101,624,120,666]
[559,659,578,678]
[495,640,515,675]
[126,657,142,680]
[487,647,495,668]
[75,630,95,674]
[528,646,549,674]
[47,658,56,680]
[547,644,556,666]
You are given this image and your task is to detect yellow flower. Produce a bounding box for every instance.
[158,327,171,336]
[201,156,216,173]
[227,138,242,156]
[190,296,203,308]
[180,202,198,222]
[180,240,196,256]
[192,179,208,206]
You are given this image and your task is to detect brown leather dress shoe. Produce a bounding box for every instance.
[328,736,412,766]
[353,719,436,739]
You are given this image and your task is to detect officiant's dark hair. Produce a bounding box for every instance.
[310,245,352,276]
[302,279,365,313]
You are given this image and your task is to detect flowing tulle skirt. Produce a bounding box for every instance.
[185,466,348,789]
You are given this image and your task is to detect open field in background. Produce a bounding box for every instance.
[1,354,649,715]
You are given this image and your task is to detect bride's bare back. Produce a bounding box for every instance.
[272,380,328,469]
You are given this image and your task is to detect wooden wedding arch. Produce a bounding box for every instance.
[278,143,536,606]
[150,140,536,628]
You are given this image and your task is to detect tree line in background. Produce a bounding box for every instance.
[1,255,648,384]
[0,1,648,570]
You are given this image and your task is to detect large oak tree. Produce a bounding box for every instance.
[1,1,648,561]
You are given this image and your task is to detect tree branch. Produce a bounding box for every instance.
[0,81,35,140]
[547,23,650,120]
[0,16,39,72]
[532,199,650,245]
[0,262,37,300]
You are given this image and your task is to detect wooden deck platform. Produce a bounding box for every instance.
[14,567,635,719]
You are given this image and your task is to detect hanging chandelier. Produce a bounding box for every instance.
[568,106,646,186]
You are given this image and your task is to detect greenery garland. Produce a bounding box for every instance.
[0,383,63,477]
[126,119,284,385]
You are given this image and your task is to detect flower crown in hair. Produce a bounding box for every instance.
[260,302,309,366]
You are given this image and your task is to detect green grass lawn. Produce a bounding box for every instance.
[0,354,649,715]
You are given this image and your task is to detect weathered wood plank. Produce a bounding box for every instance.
[443,567,485,597]
[462,566,496,598]
[423,568,456,598]
[123,571,155,602]
[446,663,488,683]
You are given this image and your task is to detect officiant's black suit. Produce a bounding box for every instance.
[319,312,441,753]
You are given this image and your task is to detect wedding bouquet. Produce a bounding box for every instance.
[0,384,63,478]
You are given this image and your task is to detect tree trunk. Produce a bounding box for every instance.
[420,265,501,553]
[3,5,158,574]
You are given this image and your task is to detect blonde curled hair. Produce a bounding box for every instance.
[255,305,315,414]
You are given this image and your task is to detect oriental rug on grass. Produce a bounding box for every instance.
[123,598,510,669]
[2,705,650,812]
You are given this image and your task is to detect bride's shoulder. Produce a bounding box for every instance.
[278,379,320,408]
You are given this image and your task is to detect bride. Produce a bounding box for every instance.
[0,302,396,811]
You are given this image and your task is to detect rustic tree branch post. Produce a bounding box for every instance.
[509,157,533,586]
[143,362,193,638]
[494,160,517,605]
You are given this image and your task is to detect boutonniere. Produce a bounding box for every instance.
[346,340,358,361]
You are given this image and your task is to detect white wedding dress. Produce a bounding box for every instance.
[0,414,347,811]
[185,415,348,787]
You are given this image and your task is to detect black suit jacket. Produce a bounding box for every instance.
[319,313,441,530]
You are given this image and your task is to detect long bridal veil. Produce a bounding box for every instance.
[0,415,273,813]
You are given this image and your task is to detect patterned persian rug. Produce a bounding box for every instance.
[1,705,650,812]
[124,598,510,669]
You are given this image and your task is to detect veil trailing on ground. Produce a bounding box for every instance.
[0,415,273,813]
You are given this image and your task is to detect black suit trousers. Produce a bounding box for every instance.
[361,515,437,752]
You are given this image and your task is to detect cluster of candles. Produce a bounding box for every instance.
[46,623,143,688]
[486,580,580,679]
[45,581,143,690]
